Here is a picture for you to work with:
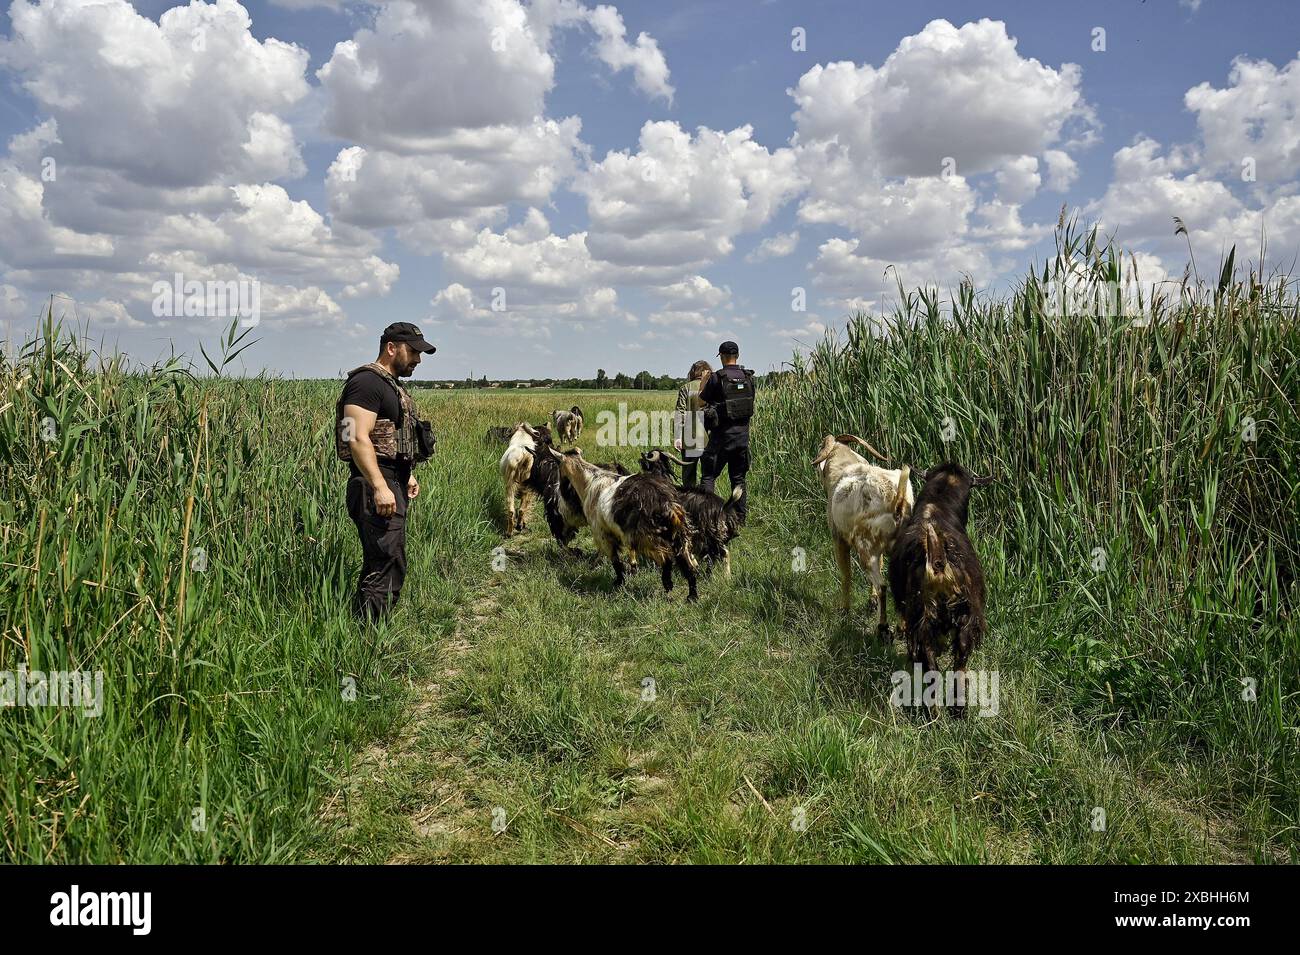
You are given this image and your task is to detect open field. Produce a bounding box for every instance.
[2,233,1297,862]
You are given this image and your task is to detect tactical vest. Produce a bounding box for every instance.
[717,366,756,423]
[335,363,426,463]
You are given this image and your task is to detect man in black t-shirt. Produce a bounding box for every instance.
[698,339,753,523]
[338,322,436,622]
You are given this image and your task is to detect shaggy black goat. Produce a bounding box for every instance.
[888,463,992,714]
[640,449,743,576]
[553,448,698,600]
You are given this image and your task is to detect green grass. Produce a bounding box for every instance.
[0,320,493,861]
[3,221,1297,862]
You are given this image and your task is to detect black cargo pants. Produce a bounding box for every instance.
[699,436,750,523]
[346,474,409,622]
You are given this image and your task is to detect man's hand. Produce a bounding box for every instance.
[372,482,397,517]
[673,438,683,452]
[407,475,420,500]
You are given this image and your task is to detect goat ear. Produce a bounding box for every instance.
[972,472,995,487]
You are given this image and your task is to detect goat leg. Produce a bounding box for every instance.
[661,558,674,593]
[875,584,890,641]
[950,667,970,719]
[610,550,627,589]
[834,536,852,613]
[951,614,983,718]
[907,619,941,721]
[677,553,699,602]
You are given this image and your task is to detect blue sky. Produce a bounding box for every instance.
[2,0,1298,380]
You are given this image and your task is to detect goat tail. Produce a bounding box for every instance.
[893,465,911,523]
[923,521,946,577]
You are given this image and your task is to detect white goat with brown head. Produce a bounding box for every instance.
[813,434,914,637]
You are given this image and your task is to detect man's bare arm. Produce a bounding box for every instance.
[343,403,397,516]
[342,404,384,487]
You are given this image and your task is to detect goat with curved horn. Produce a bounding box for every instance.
[835,434,889,461]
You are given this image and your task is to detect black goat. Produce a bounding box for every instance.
[640,449,743,576]
[888,463,992,714]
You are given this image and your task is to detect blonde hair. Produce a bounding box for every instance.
[688,360,712,382]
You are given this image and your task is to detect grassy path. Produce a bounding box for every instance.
[314,390,1267,864]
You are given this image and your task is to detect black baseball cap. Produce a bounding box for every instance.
[381,321,436,353]
[718,340,739,357]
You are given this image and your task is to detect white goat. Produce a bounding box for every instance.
[499,422,538,535]
[812,433,914,636]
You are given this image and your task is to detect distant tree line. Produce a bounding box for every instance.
[408,369,685,390]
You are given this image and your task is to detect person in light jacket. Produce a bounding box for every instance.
[673,360,712,486]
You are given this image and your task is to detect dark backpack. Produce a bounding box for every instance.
[717,367,756,423]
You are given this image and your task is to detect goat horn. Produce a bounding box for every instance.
[660,450,689,467]
[835,433,889,461]
[811,445,835,468]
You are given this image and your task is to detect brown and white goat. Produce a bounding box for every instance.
[813,434,914,637]
[499,422,545,535]
[640,449,743,577]
[551,447,698,600]
[888,463,991,713]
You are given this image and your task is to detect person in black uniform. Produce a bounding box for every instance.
[698,340,754,523]
[336,322,436,622]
